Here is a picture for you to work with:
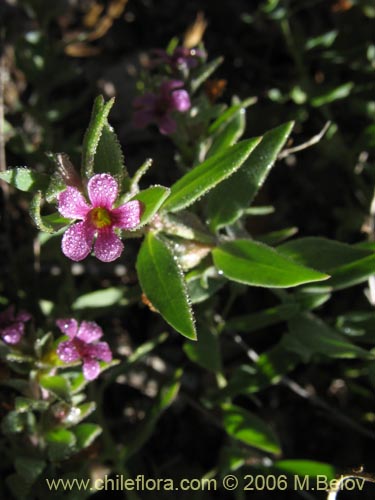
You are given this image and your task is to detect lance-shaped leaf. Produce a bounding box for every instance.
[136,232,196,339]
[212,239,329,288]
[286,313,372,361]
[39,375,71,402]
[208,97,257,134]
[206,101,246,158]
[207,122,294,230]
[190,56,223,93]
[129,185,171,228]
[45,428,77,461]
[222,403,281,455]
[278,237,375,290]
[73,423,102,451]
[93,123,127,181]
[0,167,49,192]
[81,95,115,179]
[162,137,261,213]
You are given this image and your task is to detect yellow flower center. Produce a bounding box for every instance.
[90,207,112,229]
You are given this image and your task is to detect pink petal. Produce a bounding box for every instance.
[58,187,90,219]
[158,114,177,135]
[87,174,118,209]
[133,110,155,129]
[161,80,184,95]
[1,324,23,344]
[57,340,80,363]
[89,341,112,362]
[56,318,78,338]
[82,358,100,381]
[94,228,124,262]
[61,221,95,262]
[133,93,158,109]
[77,321,103,343]
[16,311,32,323]
[170,89,191,112]
[112,200,142,229]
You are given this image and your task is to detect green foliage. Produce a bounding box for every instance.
[162,138,261,213]
[93,123,127,182]
[207,121,294,229]
[212,239,329,287]
[222,404,281,455]
[81,96,115,179]
[136,232,196,339]
[0,168,49,192]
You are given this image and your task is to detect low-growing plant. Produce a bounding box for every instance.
[1,2,375,499]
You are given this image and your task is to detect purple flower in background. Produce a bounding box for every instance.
[152,46,205,70]
[133,80,191,135]
[56,319,112,381]
[0,306,31,345]
[58,173,142,262]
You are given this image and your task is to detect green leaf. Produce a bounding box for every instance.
[39,375,71,402]
[45,428,76,461]
[311,82,353,107]
[190,56,223,93]
[274,460,336,479]
[64,402,96,427]
[123,369,182,460]
[45,173,66,203]
[162,138,261,213]
[208,97,257,134]
[278,237,372,271]
[130,186,171,228]
[206,122,294,230]
[184,324,222,373]
[81,96,115,179]
[186,267,225,304]
[222,403,281,455]
[212,240,329,288]
[40,212,70,226]
[29,192,55,233]
[72,287,124,310]
[257,226,298,245]
[14,457,45,484]
[305,30,338,50]
[0,167,49,192]
[136,233,196,339]
[73,423,102,450]
[2,411,26,434]
[278,237,375,290]
[93,123,127,181]
[15,397,49,413]
[207,102,246,158]
[286,313,372,361]
[225,303,300,333]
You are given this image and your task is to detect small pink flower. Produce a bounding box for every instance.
[56,319,112,381]
[0,306,31,345]
[133,80,191,135]
[57,173,142,262]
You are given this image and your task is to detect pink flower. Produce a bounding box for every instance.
[133,80,191,135]
[56,319,112,381]
[0,306,31,345]
[57,173,142,262]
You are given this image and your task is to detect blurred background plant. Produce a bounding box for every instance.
[1,1,375,499]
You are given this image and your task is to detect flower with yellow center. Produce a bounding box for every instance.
[58,173,142,262]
